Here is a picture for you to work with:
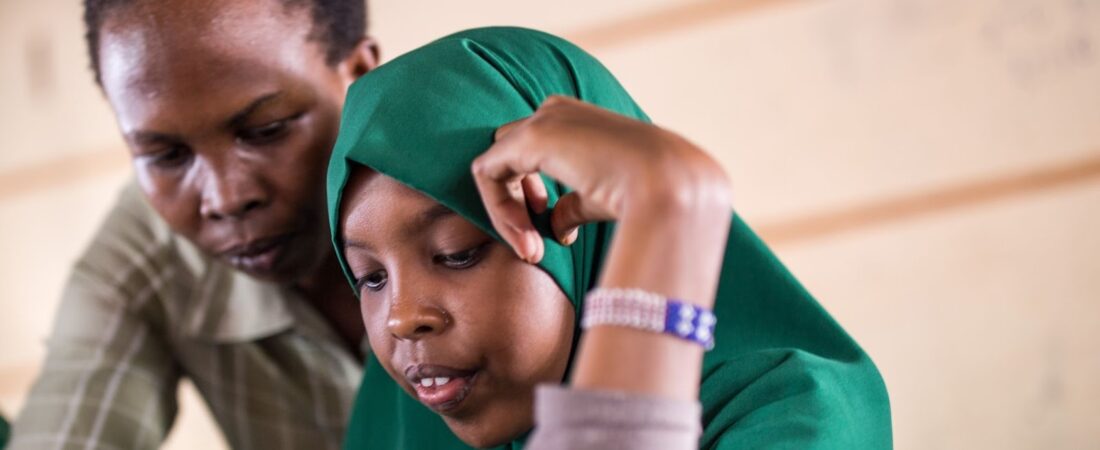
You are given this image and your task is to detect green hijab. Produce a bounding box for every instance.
[327,27,891,450]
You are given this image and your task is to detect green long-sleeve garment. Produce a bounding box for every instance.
[326,26,893,449]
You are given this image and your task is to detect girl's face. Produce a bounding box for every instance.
[339,169,575,447]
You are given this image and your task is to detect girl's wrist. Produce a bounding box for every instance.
[603,158,730,304]
[620,154,732,238]
[603,208,730,309]
[623,138,732,221]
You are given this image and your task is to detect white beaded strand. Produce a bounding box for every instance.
[582,287,717,350]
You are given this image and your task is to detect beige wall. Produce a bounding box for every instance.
[1,0,1098,448]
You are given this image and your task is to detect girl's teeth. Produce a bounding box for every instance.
[416,377,454,388]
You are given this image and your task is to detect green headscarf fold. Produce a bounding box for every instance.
[327,27,892,450]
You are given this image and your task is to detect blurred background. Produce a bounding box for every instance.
[1,0,1098,448]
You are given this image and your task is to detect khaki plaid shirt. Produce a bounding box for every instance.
[10,182,364,450]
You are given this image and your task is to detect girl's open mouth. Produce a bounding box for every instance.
[405,364,479,413]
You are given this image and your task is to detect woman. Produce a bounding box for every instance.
[12,0,377,448]
[328,27,892,449]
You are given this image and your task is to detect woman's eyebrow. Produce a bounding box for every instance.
[129,130,182,146]
[122,93,282,145]
[227,91,282,128]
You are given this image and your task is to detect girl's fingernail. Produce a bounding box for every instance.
[559,227,579,246]
[526,233,542,263]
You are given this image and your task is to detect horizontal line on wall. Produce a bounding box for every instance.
[0,149,128,202]
[568,0,808,49]
[756,152,1100,246]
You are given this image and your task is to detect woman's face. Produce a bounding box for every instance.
[97,0,373,284]
[340,169,575,447]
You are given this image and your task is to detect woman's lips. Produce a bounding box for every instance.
[221,234,294,274]
[405,364,478,413]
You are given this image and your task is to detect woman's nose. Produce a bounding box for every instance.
[198,155,270,221]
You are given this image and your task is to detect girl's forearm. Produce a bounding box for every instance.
[570,161,732,400]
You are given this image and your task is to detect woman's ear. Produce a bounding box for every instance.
[338,36,381,86]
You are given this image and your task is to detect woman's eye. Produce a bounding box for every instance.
[238,117,294,145]
[356,270,388,292]
[435,244,487,269]
[146,145,192,170]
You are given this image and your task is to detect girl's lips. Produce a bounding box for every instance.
[405,364,479,413]
[413,373,477,412]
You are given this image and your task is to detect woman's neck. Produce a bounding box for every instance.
[294,254,366,361]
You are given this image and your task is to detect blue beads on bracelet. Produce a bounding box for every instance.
[665,300,717,350]
[582,287,718,351]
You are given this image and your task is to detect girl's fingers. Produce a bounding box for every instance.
[479,107,600,257]
[521,173,549,214]
[550,191,614,245]
[494,117,529,142]
[471,157,544,263]
[485,108,587,200]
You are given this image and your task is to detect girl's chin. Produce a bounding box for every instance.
[440,398,535,449]
[447,424,528,450]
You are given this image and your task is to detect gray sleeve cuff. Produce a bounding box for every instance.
[525,384,702,450]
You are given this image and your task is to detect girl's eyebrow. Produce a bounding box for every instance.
[409,204,457,236]
[342,203,456,252]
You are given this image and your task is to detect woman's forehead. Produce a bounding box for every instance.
[101,0,309,39]
[97,0,321,96]
[98,2,333,142]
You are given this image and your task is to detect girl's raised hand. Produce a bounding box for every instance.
[471,95,730,264]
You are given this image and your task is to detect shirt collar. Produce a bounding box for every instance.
[173,233,369,357]
[177,236,296,343]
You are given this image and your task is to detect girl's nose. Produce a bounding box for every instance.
[386,299,450,341]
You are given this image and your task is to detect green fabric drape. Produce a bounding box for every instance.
[327,27,892,450]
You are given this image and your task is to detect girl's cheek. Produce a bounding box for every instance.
[362,302,391,351]
[359,302,370,326]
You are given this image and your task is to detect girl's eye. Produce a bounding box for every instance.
[435,244,488,269]
[356,270,388,292]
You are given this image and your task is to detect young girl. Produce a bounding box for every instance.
[327,27,892,449]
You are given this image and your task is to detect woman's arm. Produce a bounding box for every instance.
[10,185,182,450]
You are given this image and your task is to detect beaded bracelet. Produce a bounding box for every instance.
[581,287,717,350]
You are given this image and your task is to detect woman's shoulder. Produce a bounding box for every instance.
[66,179,203,305]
